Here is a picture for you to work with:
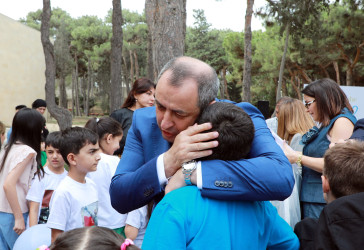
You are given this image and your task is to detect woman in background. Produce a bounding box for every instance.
[110,78,155,155]
[284,78,356,219]
[277,97,314,152]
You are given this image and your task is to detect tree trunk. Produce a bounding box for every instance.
[81,77,87,116]
[346,67,353,86]
[333,61,340,84]
[222,66,230,100]
[147,30,155,81]
[122,56,130,94]
[242,0,254,102]
[277,24,289,102]
[288,68,301,98]
[110,0,123,113]
[59,75,67,109]
[72,69,75,115]
[319,64,330,78]
[41,0,72,130]
[134,50,139,79]
[145,0,186,75]
[129,49,134,83]
[85,59,91,116]
[75,61,81,116]
[219,69,225,99]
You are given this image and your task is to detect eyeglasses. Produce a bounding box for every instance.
[304,100,315,109]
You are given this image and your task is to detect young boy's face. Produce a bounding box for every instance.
[46,145,65,169]
[74,142,101,173]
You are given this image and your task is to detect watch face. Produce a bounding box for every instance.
[183,162,195,171]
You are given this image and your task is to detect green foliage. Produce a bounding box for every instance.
[185,9,229,70]
[21,1,364,113]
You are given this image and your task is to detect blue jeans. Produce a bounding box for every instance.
[301,202,325,219]
[0,212,28,250]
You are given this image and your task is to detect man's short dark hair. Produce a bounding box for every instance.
[324,140,364,198]
[45,131,62,149]
[196,102,255,161]
[59,127,98,165]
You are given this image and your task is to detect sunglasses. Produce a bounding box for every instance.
[304,100,315,109]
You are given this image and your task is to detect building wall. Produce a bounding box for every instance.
[0,14,46,126]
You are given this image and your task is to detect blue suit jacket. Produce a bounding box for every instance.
[110,100,294,213]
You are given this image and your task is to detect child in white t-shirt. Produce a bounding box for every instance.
[85,117,126,234]
[125,205,149,248]
[47,127,101,243]
[27,131,67,227]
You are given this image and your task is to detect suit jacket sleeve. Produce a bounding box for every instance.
[200,102,294,201]
[110,109,164,214]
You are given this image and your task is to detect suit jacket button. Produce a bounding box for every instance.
[228,181,233,188]
[224,181,228,187]
[214,180,220,187]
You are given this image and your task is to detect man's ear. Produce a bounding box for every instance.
[321,175,330,194]
[67,153,76,166]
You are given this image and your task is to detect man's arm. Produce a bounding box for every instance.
[110,109,165,214]
[199,102,294,201]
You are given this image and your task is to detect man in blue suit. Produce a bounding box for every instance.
[110,56,294,214]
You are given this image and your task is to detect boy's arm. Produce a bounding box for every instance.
[125,224,139,240]
[47,188,70,238]
[28,201,40,227]
[51,229,63,243]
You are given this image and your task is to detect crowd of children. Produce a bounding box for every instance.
[1,93,364,250]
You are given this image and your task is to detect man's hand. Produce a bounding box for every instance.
[163,123,218,178]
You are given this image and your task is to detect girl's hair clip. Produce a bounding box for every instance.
[121,238,134,250]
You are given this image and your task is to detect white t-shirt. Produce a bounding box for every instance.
[126,205,148,248]
[26,166,68,221]
[87,153,126,229]
[47,176,98,232]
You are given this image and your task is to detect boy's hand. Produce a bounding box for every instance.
[165,169,186,195]
[13,217,25,235]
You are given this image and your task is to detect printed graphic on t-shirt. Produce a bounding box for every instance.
[81,201,98,227]
[38,189,55,224]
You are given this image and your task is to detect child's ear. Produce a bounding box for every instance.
[106,134,113,144]
[67,153,77,166]
[321,175,330,194]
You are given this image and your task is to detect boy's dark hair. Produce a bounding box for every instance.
[50,226,140,250]
[324,140,364,199]
[45,131,62,149]
[196,102,255,161]
[15,104,27,110]
[59,127,98,165]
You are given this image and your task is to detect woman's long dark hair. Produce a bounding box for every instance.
[0,108,45,177]
[122,78,155,109]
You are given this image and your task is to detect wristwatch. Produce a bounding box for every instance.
[182,160,197,185]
